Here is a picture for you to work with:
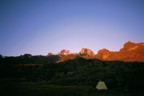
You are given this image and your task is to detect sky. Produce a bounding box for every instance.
[0,0,144,56]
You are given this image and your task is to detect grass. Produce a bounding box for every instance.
[0,81,134,96]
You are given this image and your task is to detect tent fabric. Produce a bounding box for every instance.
[96,81,108,90]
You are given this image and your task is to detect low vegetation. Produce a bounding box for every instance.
[0,54,144,96]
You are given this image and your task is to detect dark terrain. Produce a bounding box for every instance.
[0,54,144,96]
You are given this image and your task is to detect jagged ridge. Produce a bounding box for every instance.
[96,41,144,62]
[48,41,144,62]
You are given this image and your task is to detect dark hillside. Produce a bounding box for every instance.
[0,55,144,96]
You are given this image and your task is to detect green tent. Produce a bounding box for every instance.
[96,81,108,90]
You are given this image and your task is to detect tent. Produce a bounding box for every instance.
[96,81,108,90]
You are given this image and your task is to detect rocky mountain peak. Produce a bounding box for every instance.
[95,48,111,60]
[56,41,144,62]
[79,48,95,56]
[120,41,144,52]
[97,48,110,54]
[96,41,144,62]
[120,41,136,51]
[58,49,70,56]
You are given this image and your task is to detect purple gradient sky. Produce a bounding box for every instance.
[0,0,144,56]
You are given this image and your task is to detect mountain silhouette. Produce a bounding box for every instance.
[49,41,144,63]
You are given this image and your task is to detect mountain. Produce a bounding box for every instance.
[79,48,95,56]
[50,41,144,63]
[96,41,144,62]
[58,49,70,56]
[56,53,77,63]
[119,41,144,53]
[57,48,95,63]
[79,48,95,59]
[56,49,77,63]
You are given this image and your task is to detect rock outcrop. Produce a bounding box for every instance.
[56,41,144,63]
[58,49,70,56]
[96,48,112,60]
[57,48,95,63]
[79,48,95,59]
[56,54,77,63]
[96,41,144,62]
